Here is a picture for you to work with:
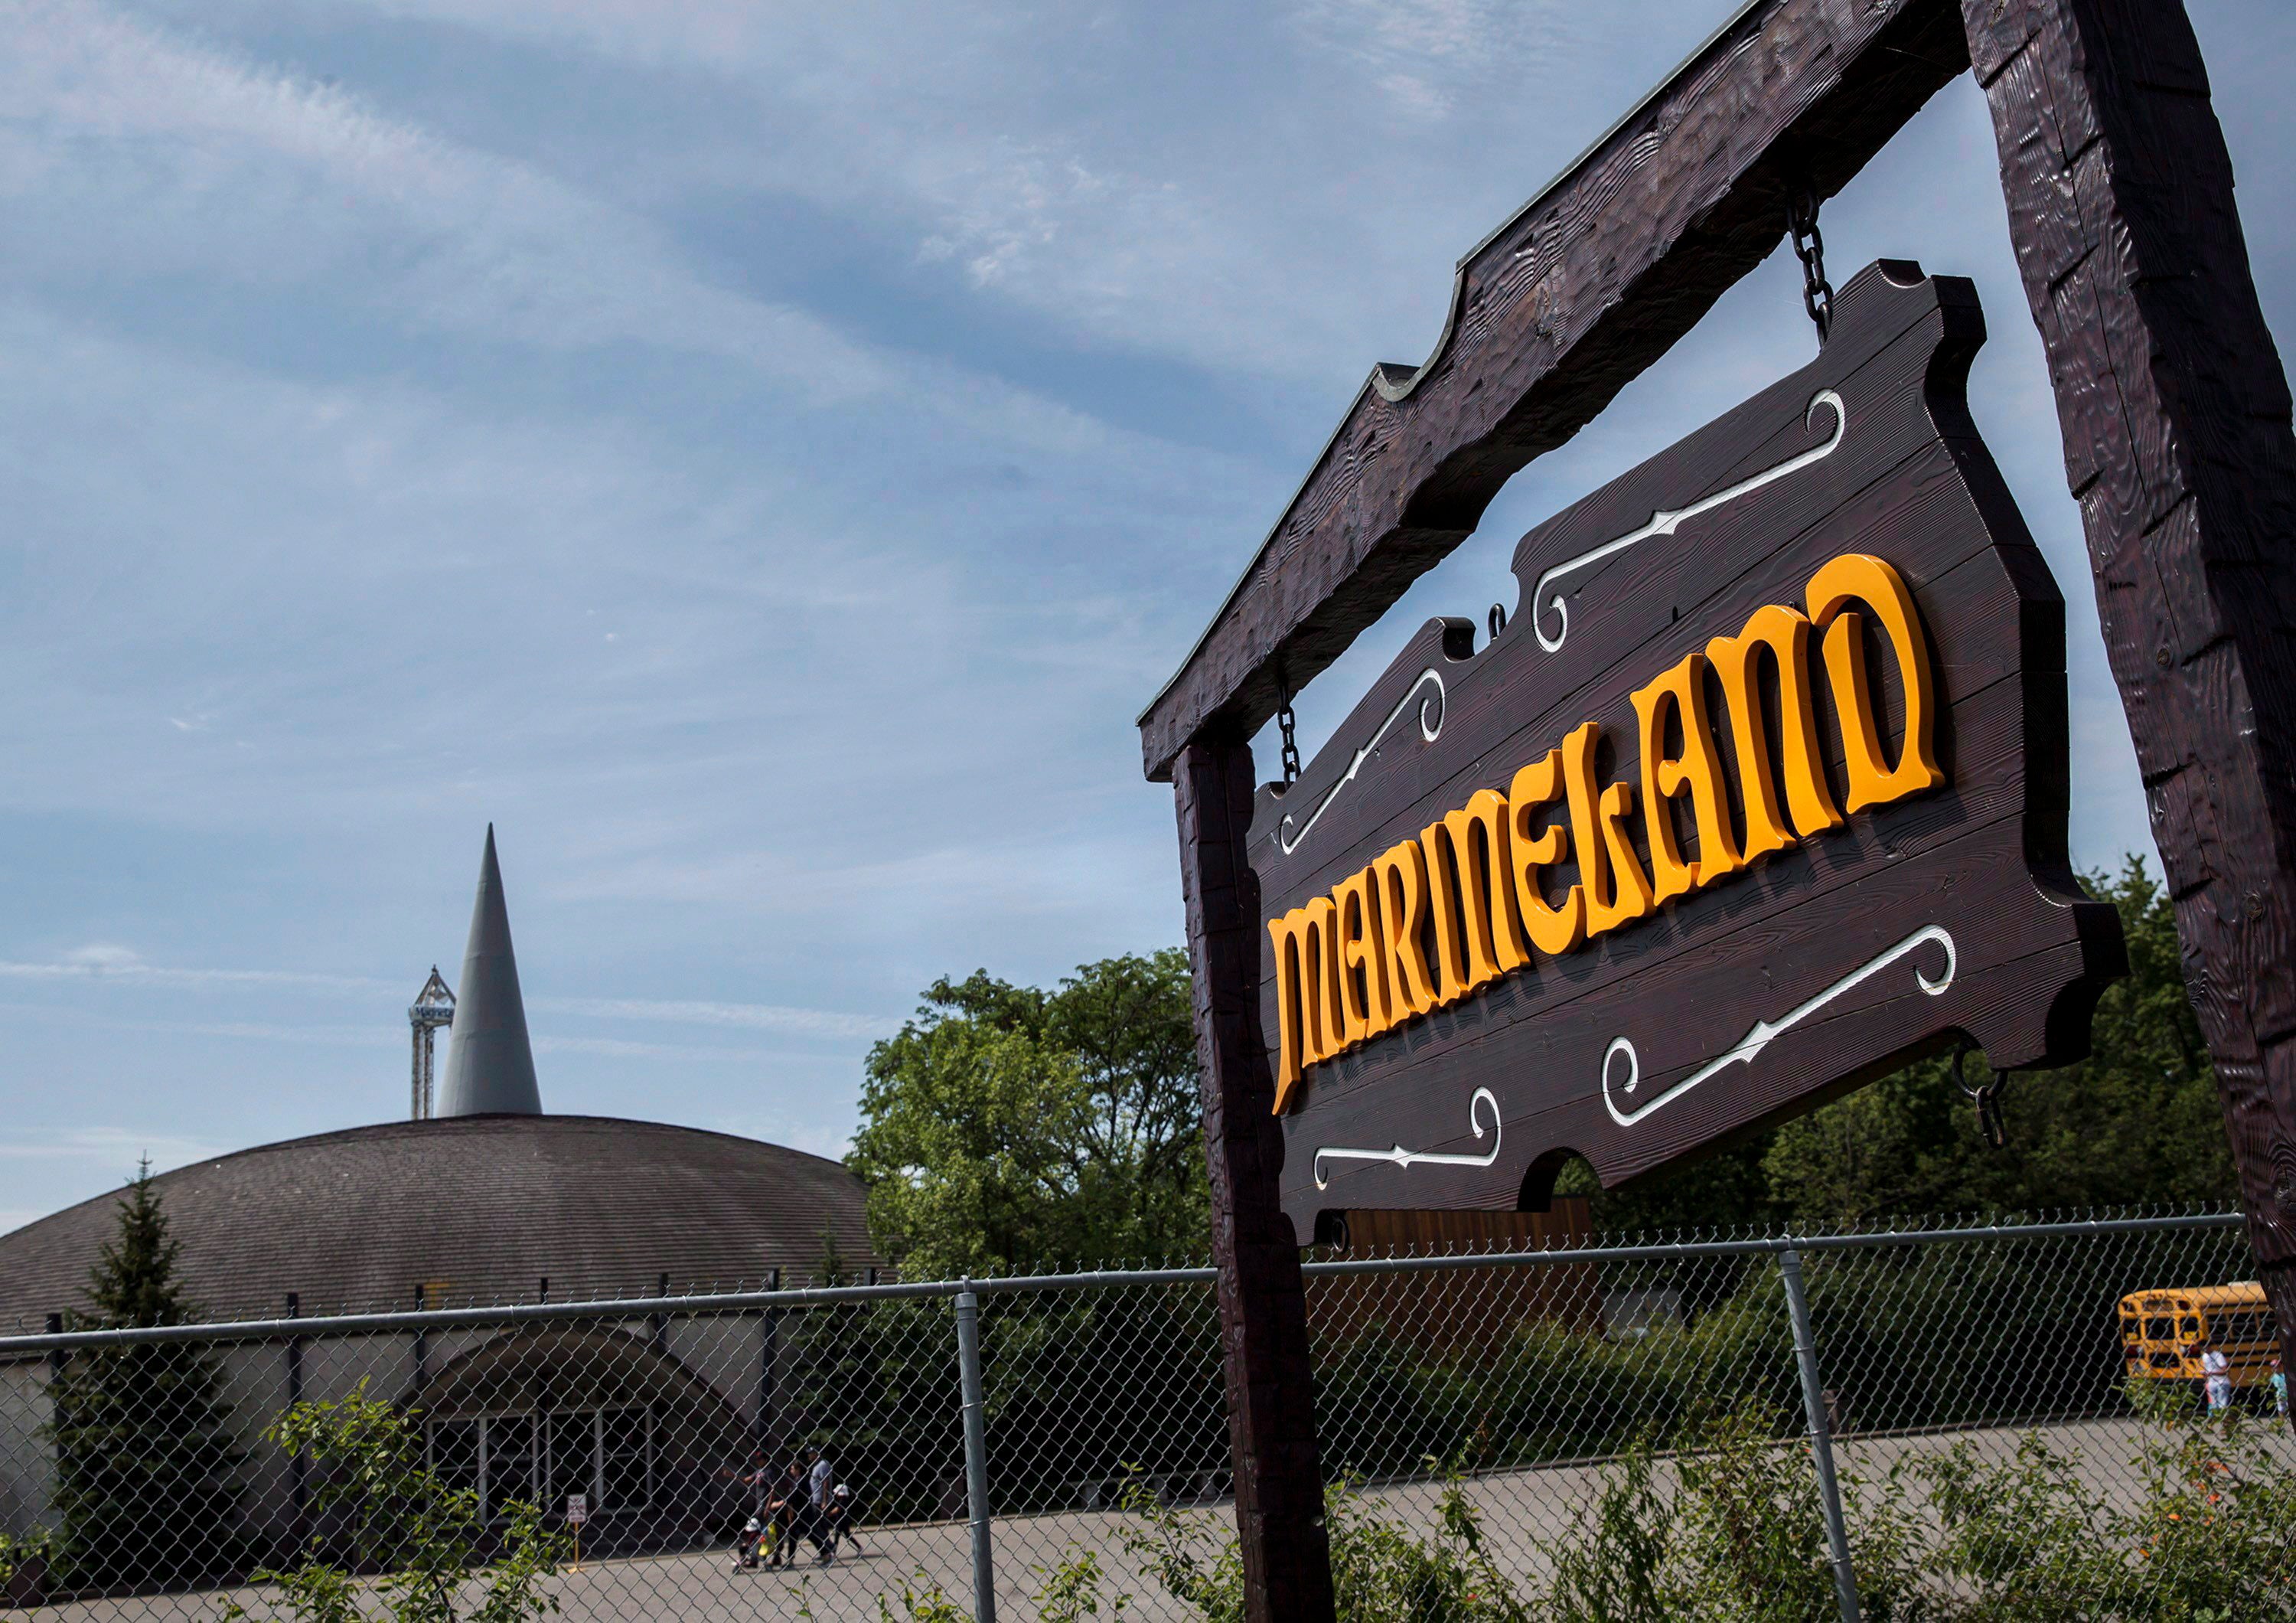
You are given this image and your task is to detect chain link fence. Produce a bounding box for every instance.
[0,1210,2285,1619]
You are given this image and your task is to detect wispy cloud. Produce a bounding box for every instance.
[0,947,888,1042]
[4,0,891,394]
[2,0,1261,470]
[234,0,1541,379]
[532,996,889,1041]
[0,949,389,994]
[0,1125,231,1171]
[1289,0,1579,119]
[533,1034,785,1063]
[0,999,400,1047]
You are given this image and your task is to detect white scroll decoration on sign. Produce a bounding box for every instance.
[1277,668,1446,856]
[1602,925,1957,1128]
[1313,1085,1502,1190]
[1529,388,1849,654]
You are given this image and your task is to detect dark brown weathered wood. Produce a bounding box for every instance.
[1962,0,2296,1367]
[1173,737,1335,1623]
[1249,265,2122,1231]
[1138,0,1969,783]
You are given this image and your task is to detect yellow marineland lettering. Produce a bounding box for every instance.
[1442,789,1528,986]
[1806,553,1945,812]
[1419,817,1473,1005]
[1333,866,1392,1040]
[1507,749,1585,957]
[1306,893,1346,1065]
[1264,904,1319,1112]
[1564,720,1654,936]
[1264,552,1942,1110]
[1634,650,1743,901]
[1371,839,1439,1019]
[1707,603,1841,848]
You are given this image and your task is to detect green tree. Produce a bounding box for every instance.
[45,1161,242,1589]
[848,950,1205,1276]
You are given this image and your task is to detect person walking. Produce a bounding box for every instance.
[806,1446,837,1565]
[729,1449,771,1569]
[2272,1351,2288,1428]
[768,1460,807,1569]
[825,1482,863,1556]
[2199,1337,2232,1416]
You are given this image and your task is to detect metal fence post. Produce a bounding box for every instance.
[410,1284,428,1399]
[760,1265,782,1456]
[954,1287,996,1623]
[1778,1246,1859,1623]
[285,1292,306,1538]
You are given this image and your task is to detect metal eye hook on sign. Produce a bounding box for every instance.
[1952,1040,2008,1150]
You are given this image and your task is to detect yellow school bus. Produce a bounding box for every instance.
[2119,1282,2277,1386]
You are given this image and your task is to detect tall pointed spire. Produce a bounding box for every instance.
[437,825,542,1117]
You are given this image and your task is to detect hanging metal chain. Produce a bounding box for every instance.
[1787,184,1835,344]
[1276,663,1301,785]
[1952,1041,2008,1150]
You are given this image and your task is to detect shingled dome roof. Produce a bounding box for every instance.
[0,1115,874,1327]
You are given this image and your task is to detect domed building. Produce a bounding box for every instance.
[0,1114,872,1323]
[0,831,879,1559]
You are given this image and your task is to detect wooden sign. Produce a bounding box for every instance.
[1151,5,2296,1613]
[1251,262,2123,1235]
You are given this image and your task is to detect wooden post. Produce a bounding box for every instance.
[1964,0,2296,1358]
[1174,736,1336,1623]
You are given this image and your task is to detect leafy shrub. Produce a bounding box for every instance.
[869,1550,1128,1622]
[872,1572,971,1622]
[1531,1401,1937,1623]
[1115,1461,1534,1623]
[1007,1390,2296,1623]
[217,1383,569,1623]
[1923,1381,2296,1621]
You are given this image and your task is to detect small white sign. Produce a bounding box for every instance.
[566,1494,589,1525]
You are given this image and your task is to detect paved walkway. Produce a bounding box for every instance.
[28,1416,2296,1621]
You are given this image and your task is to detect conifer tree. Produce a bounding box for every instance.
[45,1161,242,1589]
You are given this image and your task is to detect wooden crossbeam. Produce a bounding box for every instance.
[1138,0,1968,782]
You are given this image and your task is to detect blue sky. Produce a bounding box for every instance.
[2,0,2290,1234]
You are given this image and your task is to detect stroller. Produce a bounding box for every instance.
[732,1516,765,1571]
